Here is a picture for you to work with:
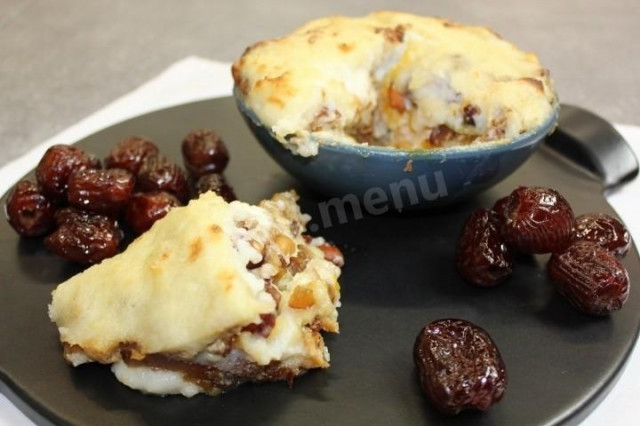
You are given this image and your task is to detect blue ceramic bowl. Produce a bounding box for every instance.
[235,89,559,209]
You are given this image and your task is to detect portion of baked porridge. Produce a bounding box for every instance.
[233,11,557,156]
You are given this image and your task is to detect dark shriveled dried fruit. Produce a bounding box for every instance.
[492,196,510,220]
[45,210,123,265]
[414,319,507,415]
[456,208,513,287]
[573,213,631,258]
[137,154,189,202]
[105,136,159,174]
[182,129,230,177]
[36,144,101,201]
[125,191,182,235]
[501,186,575,254]
[67,168,135,215]
[54,207,90,226]
[4,180,56,237]
[548,241,629,316]
[194,173,237,202]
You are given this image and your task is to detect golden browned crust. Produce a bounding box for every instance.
[233,11,557,156]
[49,191,342,380]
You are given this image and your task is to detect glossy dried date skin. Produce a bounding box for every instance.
[4,180,56,237]
[45,211,123,265]
[492,196,510,219]
[105,136,159,174]
[54,207,88,226]
[456,209,513,287]
[67,168,135,215]
[35,145,101,201]
[10,130,234,264]
[136,154,189,202]
[548,241,629,315]
[573,213,631,258]
[182,129,230,177]
[500,186,575,254]
[414,319,507,415]
[124,191,182,235]
[194,173,237,202]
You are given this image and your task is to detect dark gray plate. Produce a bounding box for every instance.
[0,98,638,426]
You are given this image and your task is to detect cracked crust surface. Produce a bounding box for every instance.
[233,11,557,156]
[49,191,342,396]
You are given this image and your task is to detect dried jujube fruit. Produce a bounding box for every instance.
[35,144,101,201]
[414,319,507,415]
[194,173,236,202]
[105,136,159,174]
[548,241,629,316]
[573,213,631,258]
[492,195,510,219]
[53,207,86,226]
[45,209,123,265]
[4,180,56,237]
[8,129,232,265]
[182,129,230,177]
[124,191,182,235]
[67,168,135,215]
[456,208,513,287]
[500,186,575,254]
[136,154,189,202]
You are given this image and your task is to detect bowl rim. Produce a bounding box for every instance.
[234,86,560,160]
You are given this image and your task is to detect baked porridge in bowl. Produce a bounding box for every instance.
[232,11,559,207]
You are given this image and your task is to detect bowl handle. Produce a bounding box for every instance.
[545,104,639,188]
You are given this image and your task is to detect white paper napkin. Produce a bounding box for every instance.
[0,56,638,426]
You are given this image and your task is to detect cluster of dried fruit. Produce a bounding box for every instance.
[5,129,235,265]
[415,186,633,416]
[456,186,631,315]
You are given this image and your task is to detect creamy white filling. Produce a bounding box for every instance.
[67,351,91,367]
[111,361,206,397]
[237,15,555,155]
[57,192,340,398]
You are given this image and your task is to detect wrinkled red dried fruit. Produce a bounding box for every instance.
[456,209,513,287]
[194,173,237,202]
[182,129,230,177]
[500,186,575,254]
[45,210,123,265]
[11,130,237,265]
[414,319,507,415]
[53,207,87,226]
[548,241,629,316]
[35,145,101,200]
[67,168,135,215]
[136,154,188,202]
[573,213,631,258]
[124,191,182,235]
[492,196,510,220]
[105,136,159,174]
[4,180,56,237]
